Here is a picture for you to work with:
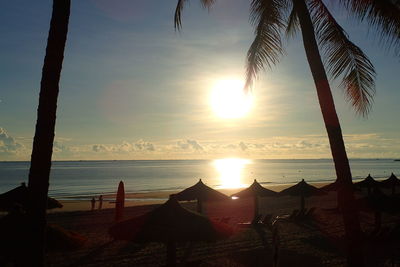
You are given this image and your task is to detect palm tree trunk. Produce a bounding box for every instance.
[293,0,363,266]
[26,0,71,265]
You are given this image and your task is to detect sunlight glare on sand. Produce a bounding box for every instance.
[214,158,251,189]
[210,79,253,119]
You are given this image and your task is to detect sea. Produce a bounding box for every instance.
[0,159,399,200]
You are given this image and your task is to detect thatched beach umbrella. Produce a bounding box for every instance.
[231,179,277,219]
[380,173,400,195]
[115,181,125,222]
[320,180,357,192]
[0,183,62,212]
[109,196,233,266]
[355,174,379,195]
[356,187,400,230]
[279,179,325,210]
[0,206,85,262]
[173,179,229,213]
[357,188,400,214]
[320,180,358,210]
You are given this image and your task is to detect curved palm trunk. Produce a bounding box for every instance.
[26,0,71,265]
[293,0,363,265]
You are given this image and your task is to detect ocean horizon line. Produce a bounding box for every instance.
[1,157,398,163]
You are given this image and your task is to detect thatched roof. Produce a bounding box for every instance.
[356,188,400,214]
[231,179,277,198]
[380,173,400,188]
[355,174,379,188]
[109,196,233,243]
[320,180,356,192]
[174,179,229,202]
[279,179,325,197]
[0,183,62,211]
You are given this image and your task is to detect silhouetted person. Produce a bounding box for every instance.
[98,195,103,210]
[91,197,96,211]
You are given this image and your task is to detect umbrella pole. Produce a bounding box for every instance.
[253,195,259,220]
[197,199,203,214]
[300,195,305,211]
[166,240,177,267]
[374,211,382,231]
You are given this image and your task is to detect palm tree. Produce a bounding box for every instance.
[174,0,399,266]
[26,0,71,266]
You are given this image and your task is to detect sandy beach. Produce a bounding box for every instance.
[55,183,330,213]
[41,183,400,266]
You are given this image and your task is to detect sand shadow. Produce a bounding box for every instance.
[66,240,115,267]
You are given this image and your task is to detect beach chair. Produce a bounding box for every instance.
[261,214,273,230]
[237,214,262,228]
[275,209,299,221]
[296,208,307,219]
[262,214,273,224]
[305,207,316,218]
[251,214,263,225]
[289,209,299,219]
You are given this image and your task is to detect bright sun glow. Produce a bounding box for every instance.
[214,158,251,188]
[210,79,253,119]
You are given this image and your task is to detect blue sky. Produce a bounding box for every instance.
[0,0,399,160]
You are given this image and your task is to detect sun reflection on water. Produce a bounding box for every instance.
[214,158,251,189]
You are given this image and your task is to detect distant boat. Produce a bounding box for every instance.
[394,159,400,162]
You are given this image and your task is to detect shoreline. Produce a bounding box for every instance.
[52,182,332,213]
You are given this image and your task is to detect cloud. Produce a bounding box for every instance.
[177,139,204,151]
[92,140,156,154]
[223,144,237,150]
[4,132,397,160]
[0,128,23,154]
[239,141,248,151]
[295,140,323,149]
[93,144,109,152]
[187,139,203,151]
[177,141,189,150]
[134,139,155,151]
[53,140,69,153]
[343,134,380,141]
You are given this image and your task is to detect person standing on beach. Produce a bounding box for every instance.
[91,197,95,211]
[98,195,103,210]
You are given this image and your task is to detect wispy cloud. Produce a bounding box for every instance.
[0,127,24,155]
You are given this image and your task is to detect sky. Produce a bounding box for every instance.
[0,0,399,161]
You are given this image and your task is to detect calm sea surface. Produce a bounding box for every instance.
[0,159,399,200]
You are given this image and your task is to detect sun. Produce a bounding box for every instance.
[210,79,253,119]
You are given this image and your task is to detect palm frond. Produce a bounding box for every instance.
[174,0,187,30]
[245,0,288,90]
[200,0,216,8]
[174,0,216,30]
[339,0,400,56]
[309,0,376,116]
[286,6,299,39]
